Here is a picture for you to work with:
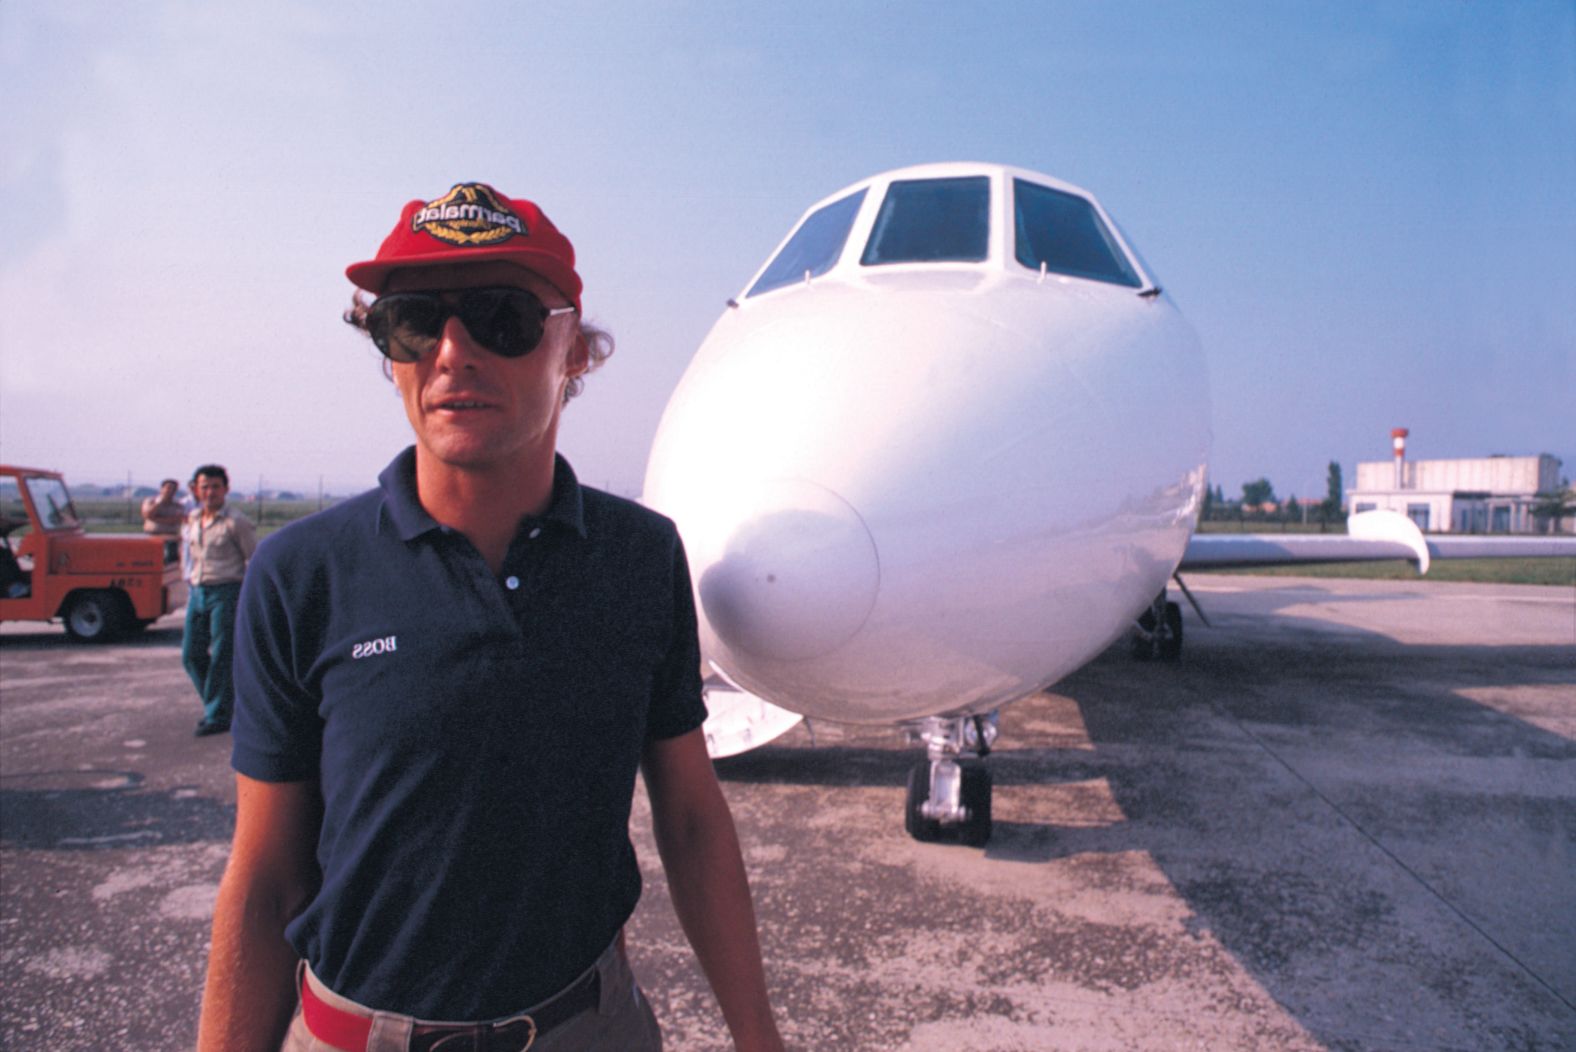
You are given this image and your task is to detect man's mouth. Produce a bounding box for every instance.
[431,398,496,411]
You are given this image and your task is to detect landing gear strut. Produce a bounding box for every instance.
[903,712,997,846]
[1132,589,1183,661]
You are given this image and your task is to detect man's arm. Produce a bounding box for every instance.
[642,728,785,1052]
[197,775,321,1052]
[234,514,260,563]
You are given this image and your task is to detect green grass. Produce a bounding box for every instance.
[1196,520,1336,534]
[1207,557,1576,587]
[35,499,330,536]
[1193,520,1575,585]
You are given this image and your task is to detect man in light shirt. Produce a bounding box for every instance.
[183,463,257,737]
[141,479,185,535]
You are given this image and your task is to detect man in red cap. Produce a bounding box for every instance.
[198,183,784,1051]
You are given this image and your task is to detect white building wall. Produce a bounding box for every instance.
[1354,455,1556,494]
[1348,454,1566,534]
[1347,491,1452,532]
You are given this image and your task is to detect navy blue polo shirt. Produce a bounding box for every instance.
[231,448,706,1020]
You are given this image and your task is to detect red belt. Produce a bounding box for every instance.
[301,966,600,1052]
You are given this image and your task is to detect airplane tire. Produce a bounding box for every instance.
[64,590,129,642]
[958,763,993,847]
[1133,601,1184,661]
[1159,601,1183,662]
[904,762,942,842]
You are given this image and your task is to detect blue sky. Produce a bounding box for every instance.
[2,1,1572,502]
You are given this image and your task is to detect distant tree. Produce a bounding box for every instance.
[1241,478,1275,508]
[1318,460,1344,532]
[1284,493,1299,526]
[1531,481,1575,535]
[1200,481,1215,521]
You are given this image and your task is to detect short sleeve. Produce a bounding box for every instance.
[643,536,708,742]
[231,539,324,781]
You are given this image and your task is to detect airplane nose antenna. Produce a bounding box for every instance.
[698,480,879,662]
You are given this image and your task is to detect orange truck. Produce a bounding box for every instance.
[0,465,187,641]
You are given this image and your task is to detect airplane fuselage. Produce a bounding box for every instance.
[645,163,1210,727]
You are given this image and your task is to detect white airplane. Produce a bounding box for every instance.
[642,162,1576,846]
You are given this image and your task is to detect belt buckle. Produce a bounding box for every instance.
[491,1007,535,1052]
[426,1017,536,1052]
[503,1014,537,1052]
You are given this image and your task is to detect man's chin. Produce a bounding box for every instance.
[419,436,514,472]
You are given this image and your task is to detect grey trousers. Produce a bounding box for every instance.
[280,940,662,1051]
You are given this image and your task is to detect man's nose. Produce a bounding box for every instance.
[433,315,487,368]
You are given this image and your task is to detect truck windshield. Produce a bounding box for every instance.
[24,478,82,530]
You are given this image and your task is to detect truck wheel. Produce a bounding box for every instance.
[64,591,128,642]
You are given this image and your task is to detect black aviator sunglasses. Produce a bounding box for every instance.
[366,287,577,363]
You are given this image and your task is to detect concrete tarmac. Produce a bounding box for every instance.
[2,574,1573,1050]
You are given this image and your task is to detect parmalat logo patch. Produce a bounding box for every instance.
[412,183,524,247]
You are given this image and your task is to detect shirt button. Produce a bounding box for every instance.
[528,528,542,540]
[505,576,520,590]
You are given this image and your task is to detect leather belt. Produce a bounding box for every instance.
[301,966,600,1052]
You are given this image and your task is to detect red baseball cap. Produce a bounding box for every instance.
[346,182,582,311]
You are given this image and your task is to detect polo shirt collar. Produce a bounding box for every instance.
[378,447,587,542]
[545,453,587,538]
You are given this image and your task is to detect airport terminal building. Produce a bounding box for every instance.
[1347,451,1569,534]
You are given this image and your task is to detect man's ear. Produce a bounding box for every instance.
[567,333,591,377]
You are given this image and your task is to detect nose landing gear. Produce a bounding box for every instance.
[903,712,997,846]
[1132,589,1183,661]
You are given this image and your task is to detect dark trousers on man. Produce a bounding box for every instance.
[183,581,242,725]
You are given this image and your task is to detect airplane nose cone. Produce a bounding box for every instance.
[697,480,879,662]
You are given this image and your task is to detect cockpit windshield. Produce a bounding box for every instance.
[1013,179,1141,288]
[861,177,989,265]
[747,189,868,298]
[747,172,1144,292]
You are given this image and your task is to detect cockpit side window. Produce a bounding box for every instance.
[1013,179,1142,288]
[746,189,868,298]
[860,177,990,265]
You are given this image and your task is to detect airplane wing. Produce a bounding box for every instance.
[1181,509,1576,576]
[701,672,804,758]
